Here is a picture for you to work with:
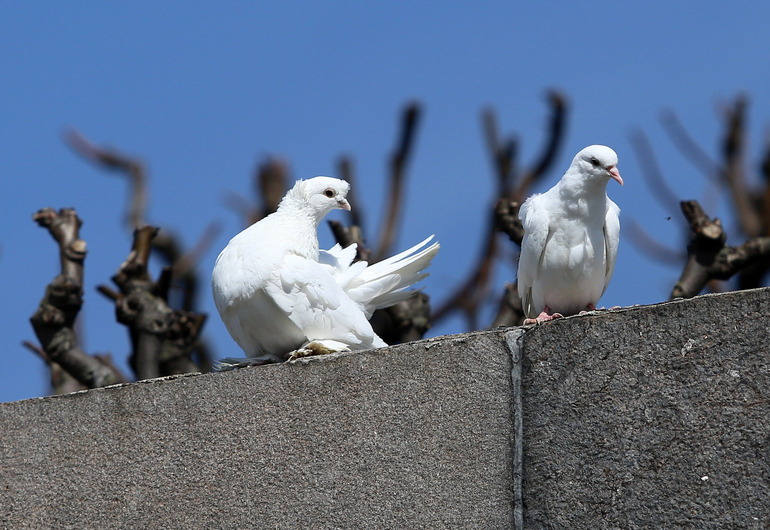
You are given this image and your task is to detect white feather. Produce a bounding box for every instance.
[211,176,439,366]
[518,145,622,320]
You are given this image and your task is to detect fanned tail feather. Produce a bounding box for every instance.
[346,235,439,315]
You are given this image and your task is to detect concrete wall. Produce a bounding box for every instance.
[1,287,769,528]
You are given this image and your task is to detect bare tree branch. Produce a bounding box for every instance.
[111,226,161,379]
[328,220,371,263]
[629,129,684,217]
[758,139,770,247]
[494,198,523,246]
[105,226,207,379]
[721,95,763,237]
[624,219,686,266]
[336,155,366,231]
[29,208,122,388]
[256,158,289,221]
[671,200,770,298]
[22,340,87,395]
[369,292,433,345]
[223,157,289,227]
[659,110,722,180]
[482,108,517,195]
[512,90,567,200]
[490,283,525,329]
[435,92,567,329]
[64,129,147,228]
[374,102,422,261]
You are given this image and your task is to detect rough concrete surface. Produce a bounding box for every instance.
[1,331,515,529]
[521,288,770,529]
[1,287,769,529]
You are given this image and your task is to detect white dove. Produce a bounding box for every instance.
[517,145,622,324]
[212,176,439,368]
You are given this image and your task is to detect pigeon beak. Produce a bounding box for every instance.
[607,166,624,186]
[339,199,351,211]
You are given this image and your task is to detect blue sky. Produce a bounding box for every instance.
[2,2,769,402]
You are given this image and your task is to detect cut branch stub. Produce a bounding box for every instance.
[494,199,523,246]
[491,283,525,328]
[110,225,206,380]
[370,293,432,346]
[671,200,770,299]
[257,158,288,217]
[33,207,86,286]
[29,207,121,389]
[680,200,726,248]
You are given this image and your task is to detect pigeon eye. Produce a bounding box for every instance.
[323,188,335,198]
[589,157,600,167]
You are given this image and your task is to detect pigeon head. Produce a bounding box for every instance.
[280,176,351,222]
[571,145,623,187]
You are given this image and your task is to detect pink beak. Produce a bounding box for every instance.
[607,166,623,186]
[339,199,351,211]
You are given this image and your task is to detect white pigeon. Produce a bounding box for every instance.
[517,145,622,324]
[212,176,440,368]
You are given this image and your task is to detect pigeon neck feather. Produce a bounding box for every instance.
[277,190,327,227]
[558,168,610,201]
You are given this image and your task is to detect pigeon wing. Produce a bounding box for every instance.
[602,199,621,296]
[263,253,382,349]
[518,194,551,318]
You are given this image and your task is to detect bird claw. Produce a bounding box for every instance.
[287,340,350,361]
[523,311,564,325]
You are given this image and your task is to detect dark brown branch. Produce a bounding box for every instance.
[625,219,686,266]
[29,208,121,389]
[433,107,514,329]
[494,199,524,246]
[432,207,499,330]
[112,226,161,380]
[64,129,147,228]
[166,222,222,312]
[721,96,762,237]
[174,222,222,279]
[328,220,371,263]
[97,285,120,301]
[659,110,722,180]
[761,140,770,236]
[435,94,568,329]
[490,283,525,329]
[512,90,568,200]
[224,157,289,227]
[336,155,365,230]
[370,293,433,345]
[629,130,684,217]
[671,200,770,298]
[158,312,207,375]
[256,158,288,220]
[23,340,87,395]
[22,340,48,362]
[482,109,517,195]
[108,226,207,379]
[374,102,422,261]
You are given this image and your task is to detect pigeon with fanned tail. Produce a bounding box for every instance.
[212,176,439,369]
[517,145,622,324]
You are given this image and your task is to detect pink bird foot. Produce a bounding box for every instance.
[578,303,598,315]
[523,306,564,325]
